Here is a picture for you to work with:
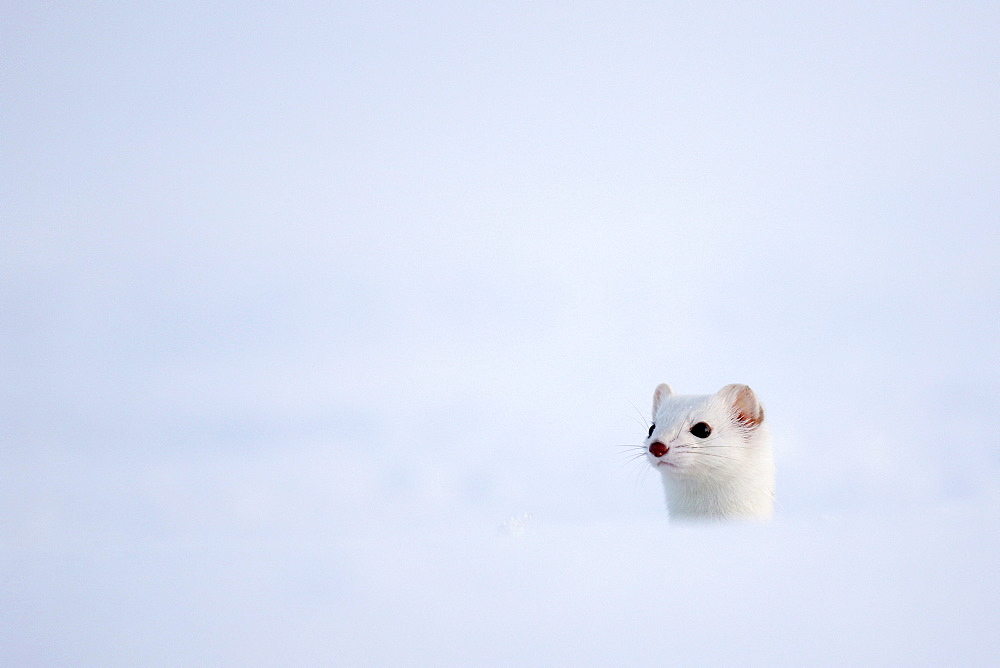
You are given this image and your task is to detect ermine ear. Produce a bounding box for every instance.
[718,384,764,428]
[652,383,673,416]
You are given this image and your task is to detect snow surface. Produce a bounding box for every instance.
[5,505,1000,665]
[3,441,999,666]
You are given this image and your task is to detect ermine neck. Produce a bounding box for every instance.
[664,467,774,521]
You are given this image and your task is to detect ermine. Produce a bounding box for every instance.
[645,383,774,521]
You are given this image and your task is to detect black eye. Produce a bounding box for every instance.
[647,423,655,438]
[690,422,712,439]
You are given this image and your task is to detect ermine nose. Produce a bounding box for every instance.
[649,442,668,458]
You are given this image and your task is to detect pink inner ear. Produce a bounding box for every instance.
[736,407,763,427]
[732,386,764,427]
[652,383,673,416]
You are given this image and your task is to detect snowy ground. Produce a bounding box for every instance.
[3,434,999,666]
[5,504,1000,665]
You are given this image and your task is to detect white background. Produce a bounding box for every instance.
[3,2,998,664]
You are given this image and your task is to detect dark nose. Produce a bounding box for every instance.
[649,441,668,458]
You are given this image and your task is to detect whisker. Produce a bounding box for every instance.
[628,401,650,428]
[691,452,742,463]
[632,457,650,493]
[614,451,649,468]
[614,451,646,459]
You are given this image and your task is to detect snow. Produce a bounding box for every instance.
[5,510,1000,665]
[3,439,998,665]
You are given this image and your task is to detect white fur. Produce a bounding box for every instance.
[647,383,774,521]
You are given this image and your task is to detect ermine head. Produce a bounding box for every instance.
[645,383,773,517]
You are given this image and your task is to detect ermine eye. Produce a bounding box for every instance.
[647,424,655,438]
[690,422,712,438]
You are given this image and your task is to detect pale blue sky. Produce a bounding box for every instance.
[4,1,998,510]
